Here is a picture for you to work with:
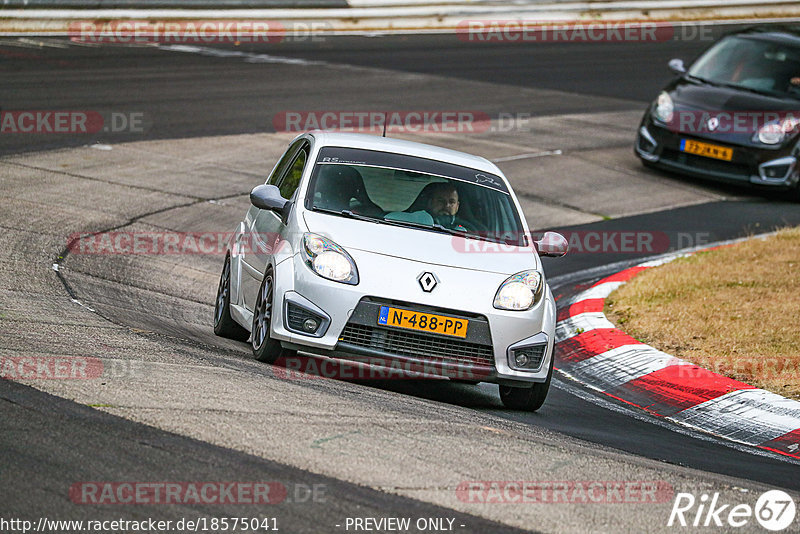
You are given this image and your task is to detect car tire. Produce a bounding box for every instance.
[792,183,800,202]
[213,254,249,341]
[251,267,295,363]
[640,159,658,171]
[499,357,553,411]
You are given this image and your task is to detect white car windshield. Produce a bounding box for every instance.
[305,147,526,245]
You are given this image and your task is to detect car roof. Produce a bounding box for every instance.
[732,25,800,46]
[306,131,504,177]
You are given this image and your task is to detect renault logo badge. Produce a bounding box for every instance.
[417,272,439,292]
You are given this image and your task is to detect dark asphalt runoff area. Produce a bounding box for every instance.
[0,25,742,156]
[1,378,529,533]
[3,23,800,532]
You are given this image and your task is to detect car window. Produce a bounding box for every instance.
[307,160,524,244]
[267,139,306,186]
[689,35,800,97]
[278,149,308,200]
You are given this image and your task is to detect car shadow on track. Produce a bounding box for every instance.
[640,161,797,202]
[272,352,507,410]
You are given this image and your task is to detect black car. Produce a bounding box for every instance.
[635,26,800,197]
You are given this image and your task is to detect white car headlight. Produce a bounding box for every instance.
[302,233,359,284]
[493,270,543,311]
[653,91,674,123]
[754,117,800,145]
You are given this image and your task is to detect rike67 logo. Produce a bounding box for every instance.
[668,490,796,531]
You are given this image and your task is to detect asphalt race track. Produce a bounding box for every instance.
[2,25,800,533]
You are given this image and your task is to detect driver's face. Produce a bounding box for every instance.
[428,189,459,216]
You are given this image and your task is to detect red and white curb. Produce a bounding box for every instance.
[554,254,800,460]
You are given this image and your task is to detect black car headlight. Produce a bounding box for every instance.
[754,117,800,145]
[652,91,674,124]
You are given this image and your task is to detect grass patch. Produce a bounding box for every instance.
[606,227,800,400]
[87,403,115,408]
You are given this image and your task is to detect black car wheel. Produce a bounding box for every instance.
[499,357,553,411]
[213,254,249,341]
[251,268,295,363]
[791,182,800,202]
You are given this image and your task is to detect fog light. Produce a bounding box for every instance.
[508,344,547,371]
[638,134,656,154]
[285,301,328,337]
[764,165,790,179]
[758,157,796,183]
[636,127,659,162]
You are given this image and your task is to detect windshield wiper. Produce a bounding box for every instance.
[311,206,384,223]
[438,226,522,245]
[687,74,778,97]
[685,73,714,85]
[312,206,522,245]
[717,81,776,97]
[386,218,511,244]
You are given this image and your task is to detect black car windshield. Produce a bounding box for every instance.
[305,147,526,245]
[688,35,800,98]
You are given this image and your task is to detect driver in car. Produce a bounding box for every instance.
[425,182,471,231]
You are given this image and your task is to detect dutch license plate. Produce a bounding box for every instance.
[377,306,468,338]
[680,139,733,161]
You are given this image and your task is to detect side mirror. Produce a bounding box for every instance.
[250,184,291,223]
[535,231,568,258]
[668,58,686,75]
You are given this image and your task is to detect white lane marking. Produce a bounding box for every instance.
[64,39,109,48]
[491,150,562,163]
[638,255,684,268]
[159,44,326,67]
[567,280,623,304]
[0,38,49,49]
[555,312,614,341]
[67,298,96,313]
[16,37,70,48]
[671,389,800,446]
[568,344,687,390]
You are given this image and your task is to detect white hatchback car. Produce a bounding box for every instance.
[214,132,567,411]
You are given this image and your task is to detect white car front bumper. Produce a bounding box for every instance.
[267,248,556,385]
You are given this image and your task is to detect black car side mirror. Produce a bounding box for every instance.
[668,58,686,75]
[250,184,291,224]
